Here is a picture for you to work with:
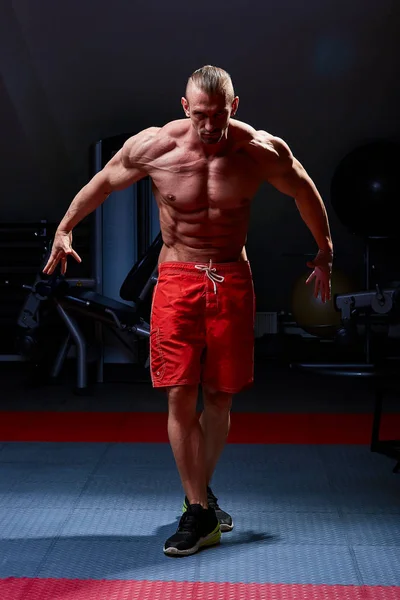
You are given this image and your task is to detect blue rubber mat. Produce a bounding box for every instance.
[0,441,106,464]
[0,442,399,586]
[353,546,400,586]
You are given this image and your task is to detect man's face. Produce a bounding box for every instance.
[182,87,239,145]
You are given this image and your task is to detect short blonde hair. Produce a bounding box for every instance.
[187,65,235,102]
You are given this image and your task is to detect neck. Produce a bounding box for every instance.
[188,128,230,157]
[202,139,229,157]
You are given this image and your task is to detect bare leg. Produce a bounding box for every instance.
[167,384,208,508]
[199,387,232,485]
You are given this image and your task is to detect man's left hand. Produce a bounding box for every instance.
[306,250,333,303]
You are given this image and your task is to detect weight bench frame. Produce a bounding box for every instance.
[17,239,160,393]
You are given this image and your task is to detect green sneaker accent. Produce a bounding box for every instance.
[199,523,221,548]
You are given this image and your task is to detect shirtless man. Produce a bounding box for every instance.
[43,65,333,557]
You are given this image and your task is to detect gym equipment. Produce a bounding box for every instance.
[17,233,162,392]
[291,269,355,337]
[291,280,400,472]
[336,285,400,322]
[331,140,400,238]
[0,221,91,360]
[91,135,159,370]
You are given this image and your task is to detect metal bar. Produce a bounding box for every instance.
[63,295,91,307]
[138,270,158,303]
[92,140,104,383]
[95,322,104,384]
[292,363,375,369]
[133,323,150,338]
[290,363,377,378]
[93,141,103,295]
[50,334,71,379]
[55,301,87,390]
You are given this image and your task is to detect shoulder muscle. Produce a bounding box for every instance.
[247,131,296,178]
[122,127,168,168]
[97,128,159,192]
[250,131,290,158]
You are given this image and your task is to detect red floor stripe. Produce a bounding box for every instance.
[0,411,399,444]
[1,578,400,600]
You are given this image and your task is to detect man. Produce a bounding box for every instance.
[43,65,333,557]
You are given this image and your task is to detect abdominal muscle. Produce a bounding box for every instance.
[156,202,251,264]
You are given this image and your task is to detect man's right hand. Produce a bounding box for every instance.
[42,230,82,276]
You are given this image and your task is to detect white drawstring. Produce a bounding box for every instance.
[195,259,225,293]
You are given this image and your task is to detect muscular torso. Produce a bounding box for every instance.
[131,120,272,263]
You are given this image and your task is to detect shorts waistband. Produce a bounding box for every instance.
[158,260,251,275]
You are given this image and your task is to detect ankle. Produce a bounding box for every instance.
[187,498,208,509]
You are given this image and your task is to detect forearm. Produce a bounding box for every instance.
[58,174,110,233]
[295,181,333,254]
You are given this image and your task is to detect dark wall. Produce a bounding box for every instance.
[1,0,399,310]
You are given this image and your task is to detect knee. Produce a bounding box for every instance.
[203,387,232,413]
[167,384,199,417]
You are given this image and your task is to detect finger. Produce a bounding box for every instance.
[306,261,315,269]
[324,281,332,303]
[43,250,62,274]
[306,270,316,284]
[61,256,67,275]
[320,276,330,302]
[43,257,57,275]
[323,280,330,303]
[69,249,82,263]
[328,275,332,300]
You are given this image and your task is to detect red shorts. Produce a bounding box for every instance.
[150,260,255,393]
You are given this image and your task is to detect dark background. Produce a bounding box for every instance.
[1,0,399,311]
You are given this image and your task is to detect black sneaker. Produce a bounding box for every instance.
[182,487,234,532]
[206,486,234,532]
[164,503,221,556]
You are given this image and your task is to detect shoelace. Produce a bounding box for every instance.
[178,511,200,533]
[195,259,225,293]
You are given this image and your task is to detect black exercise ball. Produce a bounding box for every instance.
[291,269,355,337]
[331,140,400,238]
